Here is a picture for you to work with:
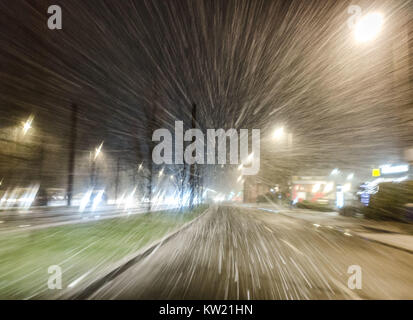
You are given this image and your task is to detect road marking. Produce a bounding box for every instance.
[281,239,303,255]
[259,208,279,213]
[264,226,273,233]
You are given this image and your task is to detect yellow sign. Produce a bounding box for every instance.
[372,169,381,177]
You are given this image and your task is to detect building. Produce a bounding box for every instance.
[243,177,270,203]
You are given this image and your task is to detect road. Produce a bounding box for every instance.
[84,205,413,300]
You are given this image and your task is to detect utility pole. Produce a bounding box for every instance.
[115,156,120,202]
[145,70,159,212]
[67,103,78,206]
[189,103,197,208]
[90,157,97,187]
[37,137,47,206]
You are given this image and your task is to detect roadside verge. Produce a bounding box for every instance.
[64,205,211,299]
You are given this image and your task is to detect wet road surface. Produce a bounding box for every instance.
[87,205,413,299]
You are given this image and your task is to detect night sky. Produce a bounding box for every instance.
[0,0,412,189]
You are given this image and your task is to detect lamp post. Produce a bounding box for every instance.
[90,142,103,188]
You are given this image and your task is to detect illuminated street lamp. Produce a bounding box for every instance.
[22,116,34,135]
[94,142,103,160]
[354,12,384,43]
[90,142,103,188]
[272,126,293,148]
[273,127,284,140]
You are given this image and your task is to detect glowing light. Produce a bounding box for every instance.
[94,142,103,160]
[312,184,321,193]
[380,164,409,174]
[336,190,344,209]
[324,182,334,193]
[273,127,284,140]
[92,190,104,211]
[343,183,351,192]
[347,173,354,180]
[124,187,136,210]
[213,194,225,203]
[354,12,384,43]
[79,189,93,212]
[331,168,339,175]
[22,116,34,135]
[372,168,381,177]
[394,176,408,183]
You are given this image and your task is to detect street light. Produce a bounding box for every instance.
[22,116,34,135]
[354,12,384,43]
[90,142,103,188]
[273,127,284,140]
[272,126,293,148]
[94,142,103,160]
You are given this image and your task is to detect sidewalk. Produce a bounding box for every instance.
[355,233,413,253]
[241,203,413,254]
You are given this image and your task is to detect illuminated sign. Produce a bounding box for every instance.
[336,185,344,209]
[380,164,409,175]
[372,169,381,177]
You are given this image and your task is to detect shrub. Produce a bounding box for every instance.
[363,181,413,222]
[256,192,282,203]
[339,206,362,217]
[296,200,334,212]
